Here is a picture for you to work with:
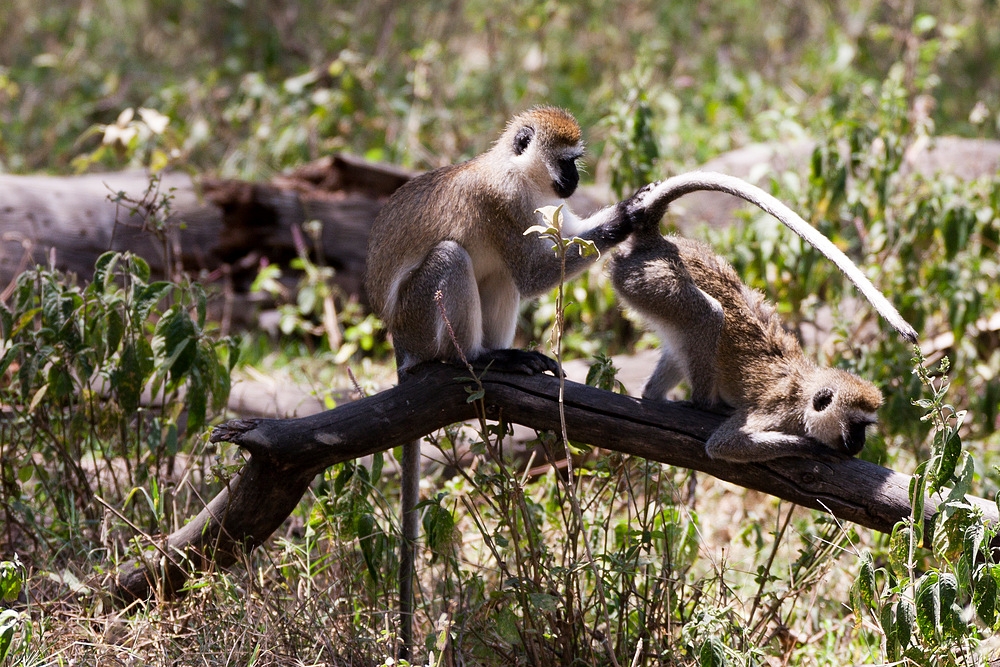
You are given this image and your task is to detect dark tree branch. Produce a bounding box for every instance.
[111,362,997,602]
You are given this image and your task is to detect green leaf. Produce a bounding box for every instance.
[569,236,599,258]
[113,342,144,414]
[974,565,998,627]
[887,522,914,578]
[186,371,207,432]
[965,520,985,563]
[225,336,241,372]
[941,206,972,260]
[909,472,926,546]
[915,571,941,640]
[134,281,173,323]
[204,343,231,412]
[92,251,120,293]
[523,224,553,237]
[0,562,23,602]
[422,497,456,556]
[47,363,74,401]
[698,637,728,667]
[27,383,49,413]
[355,513,382,582]
[880,603,898,657]
[333,462,354,496]
[11,308,41,338]
[0,610,19,661]
[932,430,962,490]
[136,335,155,377]
[937,504,977,562]
[163,422,179,457]
[856,551,877,608]
[106,308,125,354]
[193,283,207,328]
[895,600,915,651]
[129,255,151,283]
[0,302,12,339]
[0,343,23,380]
[938,572,965,637]
[153,306,198,381]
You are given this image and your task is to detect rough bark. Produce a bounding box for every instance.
[111,362,997,602]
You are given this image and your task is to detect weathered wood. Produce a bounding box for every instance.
[111,362,997,602]
[0,171,221,284]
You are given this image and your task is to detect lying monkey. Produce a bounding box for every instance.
[609,173,912,462]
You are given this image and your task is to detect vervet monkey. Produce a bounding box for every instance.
[366,106,655,375]
[609,172,910,462]
[364,107,653,656]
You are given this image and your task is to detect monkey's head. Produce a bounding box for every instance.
[802,368,883,456]
[498,106,584,199]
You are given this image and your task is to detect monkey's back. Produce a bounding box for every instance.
[670,236,808,403]
[364,159,524,325]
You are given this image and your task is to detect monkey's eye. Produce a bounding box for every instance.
[812,387,835,412]
[514,127,534,155]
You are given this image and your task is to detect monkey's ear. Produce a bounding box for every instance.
[514,127,534,155]
[812,387,835,412]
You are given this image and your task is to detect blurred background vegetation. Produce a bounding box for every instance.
[2,0,1000,665]
[1,0,997,176]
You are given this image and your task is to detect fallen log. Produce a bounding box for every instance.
[111,362,997,602]
[6,137,999,298]
[0,155,414,308]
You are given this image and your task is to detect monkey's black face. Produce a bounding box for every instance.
[808,385,876,456]
[843,419,873,455]
[553,156,579,198]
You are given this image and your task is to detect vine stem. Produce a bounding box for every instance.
[547,208,622,667]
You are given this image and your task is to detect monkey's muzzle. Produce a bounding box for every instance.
[843,421,873,456]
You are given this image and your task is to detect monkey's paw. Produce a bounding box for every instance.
[622,181,667,233]
[470,349,562,377]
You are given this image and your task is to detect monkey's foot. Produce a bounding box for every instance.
[471,349,562,376]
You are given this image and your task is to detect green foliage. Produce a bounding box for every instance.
[3,1,998,175]
[0,249,237,558]
[852,354,999,666]
[0,557,28,663]
[3,2,1000,665]
[249,219,391,364]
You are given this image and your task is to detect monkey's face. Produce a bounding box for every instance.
[504,107,584,200]
[803,369,883,456]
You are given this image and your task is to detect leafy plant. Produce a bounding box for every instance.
[249,219,391,364]
[853,353,999,665]
[0,249,238,560]
[0,556,27,663]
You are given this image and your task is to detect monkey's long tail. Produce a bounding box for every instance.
[644,171,918,343]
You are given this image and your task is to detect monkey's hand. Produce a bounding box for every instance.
[470,348,563,377]
[621,181,668,235]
